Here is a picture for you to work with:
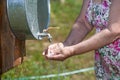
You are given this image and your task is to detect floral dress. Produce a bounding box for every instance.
[85,0,120,80]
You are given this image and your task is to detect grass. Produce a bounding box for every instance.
[2,0,95,80]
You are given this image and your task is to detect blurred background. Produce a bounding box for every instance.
[2,0,95,80]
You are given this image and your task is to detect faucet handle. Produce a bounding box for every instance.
[43,27,60,32]
[39,27,59,43]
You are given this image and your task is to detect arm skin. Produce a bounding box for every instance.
[71,25,120,56]
[43,0,93,60]
[43,0,120,61]
[44,23,120,61]
[70,0,120,56]
[63,0,93,46]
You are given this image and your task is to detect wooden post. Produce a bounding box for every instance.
[0,0,25,76]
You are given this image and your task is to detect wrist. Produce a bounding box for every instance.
[66,46,75,57]
[62,42,76,57]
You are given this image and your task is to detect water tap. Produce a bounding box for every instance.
[37,31,52,43]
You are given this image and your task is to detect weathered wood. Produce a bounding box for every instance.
[0,0,2,75]
[0,0,25,75]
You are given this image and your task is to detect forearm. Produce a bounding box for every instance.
[71,28,119,55]
[63,21,93,46]
[63,0,93,46]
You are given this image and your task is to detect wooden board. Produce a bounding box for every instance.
[0,0,25,75]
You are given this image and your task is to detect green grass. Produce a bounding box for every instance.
[2,0,95,80]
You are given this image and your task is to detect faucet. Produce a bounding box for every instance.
[37,31,52,43]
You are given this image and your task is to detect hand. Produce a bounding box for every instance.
[43,42,74,61]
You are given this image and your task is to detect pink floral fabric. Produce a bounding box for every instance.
[86,0,120,79]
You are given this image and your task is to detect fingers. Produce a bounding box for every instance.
[43,42,66,61]
[48,43,63,54]
[42,43,57,56]
[46,53,65,61]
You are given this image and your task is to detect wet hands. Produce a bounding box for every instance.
[43,42,73,61]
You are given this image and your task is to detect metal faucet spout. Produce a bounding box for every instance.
[37,32,52,43]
